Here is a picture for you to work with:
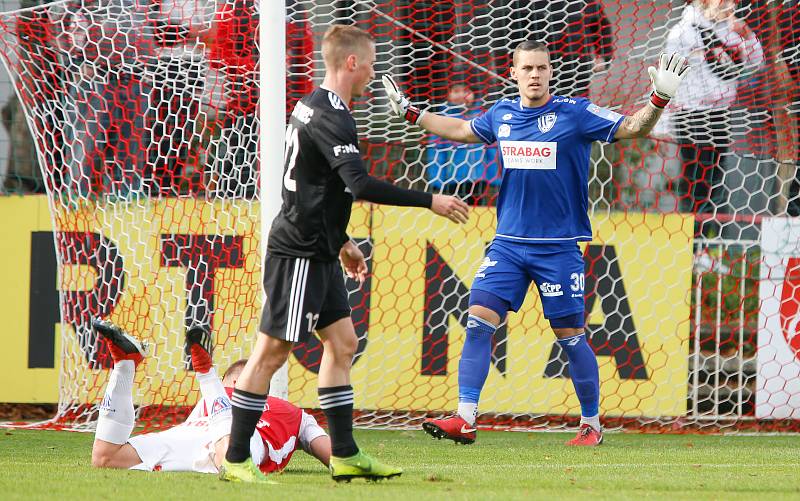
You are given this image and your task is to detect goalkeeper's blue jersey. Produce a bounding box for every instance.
[470,95,624,243]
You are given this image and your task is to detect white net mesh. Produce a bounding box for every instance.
[1,0,798,432]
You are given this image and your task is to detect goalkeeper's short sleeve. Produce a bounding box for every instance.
[577,98,624,144]
[469,101,501,144]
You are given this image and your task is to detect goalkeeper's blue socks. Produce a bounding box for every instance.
[558,333,601,430]
[457,315,496,425]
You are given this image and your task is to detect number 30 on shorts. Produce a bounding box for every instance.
[570,272,585,292]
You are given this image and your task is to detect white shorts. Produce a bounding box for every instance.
[128,424,217,473]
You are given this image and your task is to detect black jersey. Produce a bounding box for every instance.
[268,88,362,261]
[269,87,433,261]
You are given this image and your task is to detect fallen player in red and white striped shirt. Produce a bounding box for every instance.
[90,320,330,477]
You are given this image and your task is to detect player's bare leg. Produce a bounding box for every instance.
[318,317,402,481]
[317,317,358,387]
[423,304,500,445]
[234,334,294,395]
[220,333,291,482]
[91,440,143,469]
[90,319,147,469]
[553,327,603,446]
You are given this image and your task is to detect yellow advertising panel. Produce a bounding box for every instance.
[0,195,60,402]
[1,197,263,405]
[2,197,692,419]
[290,207,694,417]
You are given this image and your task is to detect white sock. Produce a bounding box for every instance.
[457,402,478,427]
[581,414,601,432]
[196,368,233,443]
[95,360,136,444]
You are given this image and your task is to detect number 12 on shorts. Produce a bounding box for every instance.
[305,312,319,334]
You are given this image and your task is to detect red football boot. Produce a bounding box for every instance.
[566,424,604,446]
[422,415,477,445]
[92,318,146,367]
[186,325,213,374]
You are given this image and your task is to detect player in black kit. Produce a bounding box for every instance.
[220,25,470,483]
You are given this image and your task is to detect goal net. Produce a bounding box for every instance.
[1,0,798,432]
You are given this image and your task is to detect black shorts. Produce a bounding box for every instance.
[259,254,351,342]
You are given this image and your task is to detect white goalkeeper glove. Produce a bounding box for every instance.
[647,53,690,109]
[381,74,425,125]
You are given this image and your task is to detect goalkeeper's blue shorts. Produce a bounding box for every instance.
[471,239,585,319]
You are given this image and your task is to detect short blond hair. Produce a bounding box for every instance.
[321,24,374,70]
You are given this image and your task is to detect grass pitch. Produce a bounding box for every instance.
[0,428,798,500]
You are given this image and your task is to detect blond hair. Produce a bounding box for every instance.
[321,24,374,70]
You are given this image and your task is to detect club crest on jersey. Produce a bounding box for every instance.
[498,123,512,138]
[210,396,231,417]
[328,92,345,110]
[502,113,513,121]
[537,113,557,133]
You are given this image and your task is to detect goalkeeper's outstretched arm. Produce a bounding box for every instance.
[418,112,483,143]
[615,52,690,140]
[382,75,482,144]
[615,101,665,140]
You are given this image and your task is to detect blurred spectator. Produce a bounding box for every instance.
[3,0,61,194]
[402,1,613,126]
[2,95,40,194]
[203,0,258,199]
[772,0,800,216]
[663,0,764,219]
[286,7,314,122]
[732,0,799,218]
[64,0,155,200]
[525,0,614,97]
[149,0,208,196]
[425,83,499,206]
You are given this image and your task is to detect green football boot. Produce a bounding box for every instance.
[219,458,277,484]
[329,450,403,482]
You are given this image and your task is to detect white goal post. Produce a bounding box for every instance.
[261,0,288,399]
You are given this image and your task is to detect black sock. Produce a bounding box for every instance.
[225,388,268,463]
[319,385,358,458]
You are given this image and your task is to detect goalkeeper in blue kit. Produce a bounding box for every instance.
[383,40,689,446]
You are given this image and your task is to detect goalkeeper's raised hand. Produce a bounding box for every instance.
[381,74,425,125]
[647,53,690,109]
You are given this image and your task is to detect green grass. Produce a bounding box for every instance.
[0,429,799,500]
